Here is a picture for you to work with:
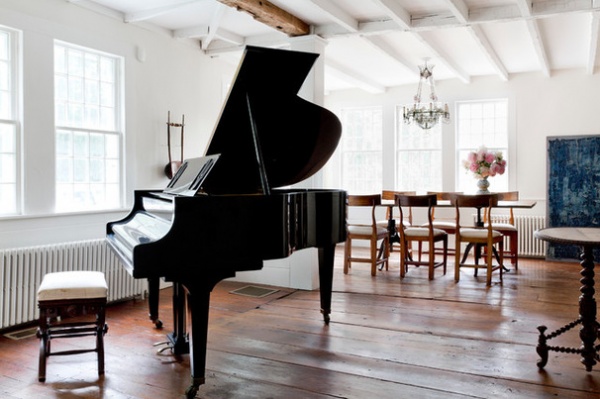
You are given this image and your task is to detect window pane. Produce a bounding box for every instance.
[396,105,442,191]
[85,53,99,79]
[56,130,72,156]
[56,157,72,183]
[0,184,16,216]
[68,49,84,76]
[0,32,8,60]
[0,61,9,90]
[0,123,15,152]
[54,41,123,212]
[340,107,382,194]
[73,132,89,156]
[456,100,509,193]
[0,27,17,215]
[0,153,15,183]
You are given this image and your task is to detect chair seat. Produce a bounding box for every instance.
[460,228,503,239]
[348,225,388,236]
[404,227,447,238]
[485,222,517,232]
[38,271,108,301]
[378,219,411,228]
[423,221,455,229]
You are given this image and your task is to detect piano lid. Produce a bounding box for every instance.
[201,46,342,195]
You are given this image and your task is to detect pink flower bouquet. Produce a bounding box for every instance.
[463,146,506,180]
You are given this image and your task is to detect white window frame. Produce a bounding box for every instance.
[54,41,124,213]
[395,105,443,192]
[339,106,383,194]
[0,25,21,216]
[456,99,509,193]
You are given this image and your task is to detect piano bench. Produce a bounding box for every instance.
[36,271,108,382]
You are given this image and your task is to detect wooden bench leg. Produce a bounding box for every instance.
[97,307,107,376]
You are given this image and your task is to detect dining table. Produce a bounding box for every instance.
[378,197,537,271]
[534,227,600,372]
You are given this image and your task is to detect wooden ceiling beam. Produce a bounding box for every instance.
[217,0,309,36]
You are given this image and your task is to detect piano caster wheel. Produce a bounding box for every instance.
[185,384,199,399]
[321,310,330,325]
[153,319,163,329]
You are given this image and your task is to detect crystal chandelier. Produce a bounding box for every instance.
[403,63,450,130]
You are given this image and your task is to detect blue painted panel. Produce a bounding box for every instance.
[547,135,600,261]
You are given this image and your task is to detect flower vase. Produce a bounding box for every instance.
[477,177,490,194]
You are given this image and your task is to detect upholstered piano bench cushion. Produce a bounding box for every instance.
[37,271,108,301]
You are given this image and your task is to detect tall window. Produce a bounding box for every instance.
[54,42,123,212]
[0,27,19,216]
[395,106,442,192]
[340,107,382,194]
[456,100,508,192]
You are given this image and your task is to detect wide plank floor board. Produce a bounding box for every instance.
[0,246,598,398]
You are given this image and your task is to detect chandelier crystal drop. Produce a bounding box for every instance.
[403,63,450,130]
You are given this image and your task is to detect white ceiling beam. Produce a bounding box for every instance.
[516,1,550,78]
[369,0,411,29]
[468,25,508,81]
[442,0,508,81]
[365,36,418,76]
[124,1,202,23]
[526,19,551,77]
[412,32,470,84]
[308,0,359,32]
[443,0,469,24]
[174,25,209,39]
[325,60,386,94]
[515,0,533,17]
[371,0,470,84]
[534,0,600,16]
[204,32,290,54]
[515,2,551,78]
[588,12,600,74]
[202,3,227,50]
[175,24,246,48]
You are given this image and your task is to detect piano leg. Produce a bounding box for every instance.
[318,244,336,325]
[167,282,190,355]
[183,286,210,399]
[147,278,163,328]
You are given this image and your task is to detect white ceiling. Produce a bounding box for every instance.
[69,0,600,93]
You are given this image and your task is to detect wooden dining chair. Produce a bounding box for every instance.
[482,191,519,270]
[396,193,448,280]
[454,194,504,286]
[344,194,390,276]
[417,191,461,261]
[380,190,415,252]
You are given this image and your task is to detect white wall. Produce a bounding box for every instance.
[325,69,600,219]
[0,0,230,248]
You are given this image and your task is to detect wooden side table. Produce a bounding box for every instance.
[534,227,600,371]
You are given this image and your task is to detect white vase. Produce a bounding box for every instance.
[477,177,490,194]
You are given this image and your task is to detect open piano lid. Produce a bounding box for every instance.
[200,46,342,195]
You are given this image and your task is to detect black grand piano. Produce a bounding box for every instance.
[106,46,346,398]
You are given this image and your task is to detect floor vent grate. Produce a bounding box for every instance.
[229,285,279,298]
[4,327,38,340]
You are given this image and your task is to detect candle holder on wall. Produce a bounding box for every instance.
[164,111,185,179]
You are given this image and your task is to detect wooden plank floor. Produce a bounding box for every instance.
[1,246,600,398]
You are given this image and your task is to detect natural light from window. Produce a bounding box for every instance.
[396,106,442,192]
[340,107,382,194]
[54,42,122,212]
[456,99,509,193]
[0,27,18,216]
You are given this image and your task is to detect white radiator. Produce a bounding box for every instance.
[475,215,547,257]
[0,239,147,330]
